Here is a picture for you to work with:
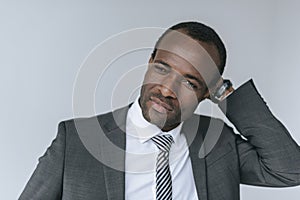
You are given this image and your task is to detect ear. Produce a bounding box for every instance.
[200,89,211,101]
[197,89,210,103]
[147,57,154,70]
[148,57,154,63]
[203,90,210,99]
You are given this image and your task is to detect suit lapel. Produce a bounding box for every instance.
[189,144,208,200]
[99,107,211,200]
[98,106,128,200]
[102,127,126,200]
[182,115,208,200]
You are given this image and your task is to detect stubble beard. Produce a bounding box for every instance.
[139,86,182,131]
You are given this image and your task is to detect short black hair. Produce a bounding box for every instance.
[151,21,227,74]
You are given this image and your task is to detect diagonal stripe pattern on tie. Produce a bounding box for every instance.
[152,135,174,200]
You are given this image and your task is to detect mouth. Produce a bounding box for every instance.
[149,96,173,114]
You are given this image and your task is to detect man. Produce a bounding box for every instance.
[20,21,300,200]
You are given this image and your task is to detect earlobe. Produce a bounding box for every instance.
[204,90,210,99]
[148,57,153,63]
[203,90,210,99]
[147,57,155,70]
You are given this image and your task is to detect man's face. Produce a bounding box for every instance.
[139,35,220,131]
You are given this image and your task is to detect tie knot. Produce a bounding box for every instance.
[152,135,174,152]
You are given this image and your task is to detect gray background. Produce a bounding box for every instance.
[1,0,300,199]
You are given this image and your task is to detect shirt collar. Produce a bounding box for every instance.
[127,97,183,144]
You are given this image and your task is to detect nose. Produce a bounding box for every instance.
[159,74,178,98]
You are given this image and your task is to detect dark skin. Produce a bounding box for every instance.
[139,38,231,131]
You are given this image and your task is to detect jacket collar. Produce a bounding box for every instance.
[99,105,208,200]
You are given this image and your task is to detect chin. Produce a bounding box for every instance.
[149,109,181,130]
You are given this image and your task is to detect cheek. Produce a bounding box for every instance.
[179,88,201,105]
[143,68,167,87]
[141,71,156,93]
[181,100,198,112]
[143,73,159,86]
[178,93,200,115]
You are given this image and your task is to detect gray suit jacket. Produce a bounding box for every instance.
[19,80,300,200]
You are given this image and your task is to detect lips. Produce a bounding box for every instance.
[150,96,173,113]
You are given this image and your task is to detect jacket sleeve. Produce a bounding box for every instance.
[19,121,66,200]
[219,79,300,187]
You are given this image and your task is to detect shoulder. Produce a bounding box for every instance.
[58,104,130,134]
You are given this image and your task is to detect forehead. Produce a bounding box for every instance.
[153,49,203,79]
[156,30,221,85]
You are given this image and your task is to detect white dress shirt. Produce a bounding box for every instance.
[125,98,199,200]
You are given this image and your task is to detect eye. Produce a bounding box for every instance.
[182,79,198,90]
[153,64,168,74]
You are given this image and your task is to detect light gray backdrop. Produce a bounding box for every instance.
[1,0,299,199]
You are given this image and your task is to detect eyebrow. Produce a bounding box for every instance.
[155,60,205,88]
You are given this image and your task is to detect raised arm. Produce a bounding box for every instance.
[219,79,300,186]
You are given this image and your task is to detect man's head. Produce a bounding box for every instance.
[152,22,227,74]
[139,21,226,131]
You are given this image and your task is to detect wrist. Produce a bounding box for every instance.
[219,85,234,102]
[212,79,234,103]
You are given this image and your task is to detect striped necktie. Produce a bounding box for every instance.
[152,135,174,200]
